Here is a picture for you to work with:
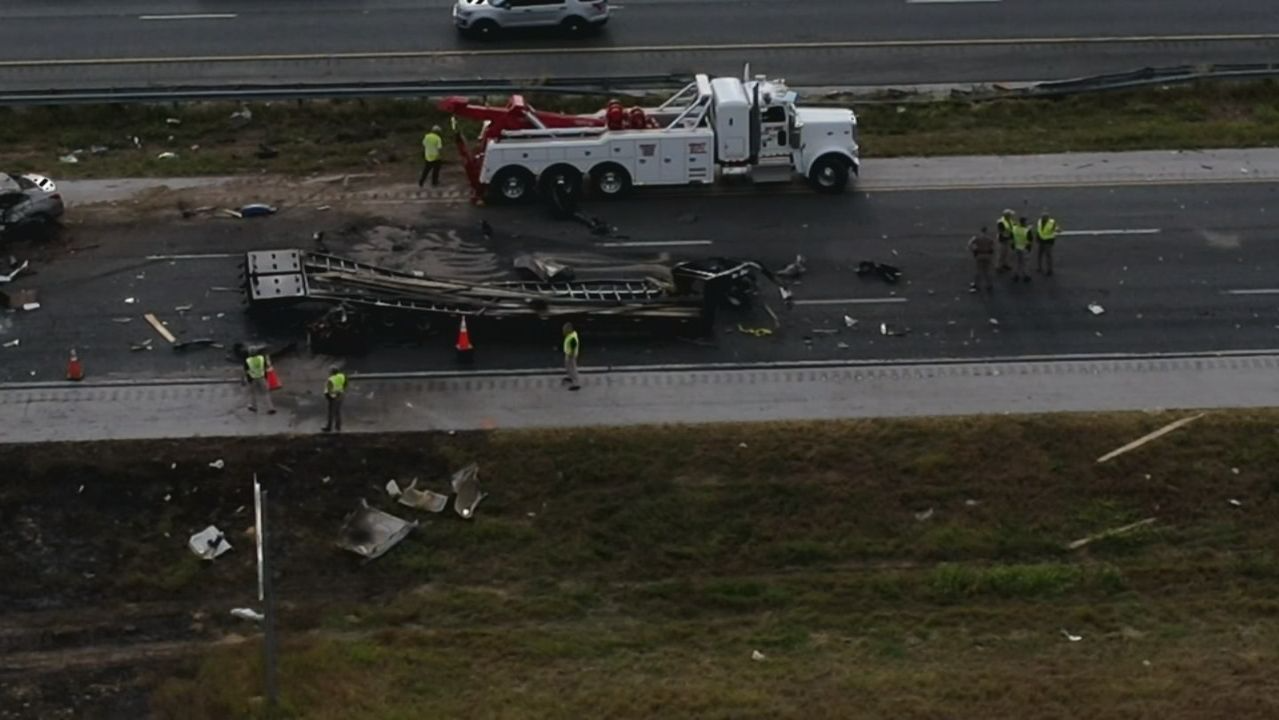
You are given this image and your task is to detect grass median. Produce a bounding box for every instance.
[3,411,1278,718]
[4,80,1279,180]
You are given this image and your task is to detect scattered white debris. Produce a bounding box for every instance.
[843,315,857,328]
[124,297,137,304]
[739,442,748,448]
[751,650,766,661]
[964,499,979,507]
[208,459,225,470]
[58,154,80,164]
[1060,629,1083,642]
[174,304,194,313]
[156,151,178,160]
[1228,498,1243,507]
[231,608,264,622]
[188,525,231,560]
[2,339,19,348]
[164,493,171,502]
[914,508,934,521]
[78,485,85,494]
[988,318,1000,326]
[321,476,332,484]
[165,117,182,126]
[1087,303,1105,316]
[385,479,403,498]
[1231,467,1240,475]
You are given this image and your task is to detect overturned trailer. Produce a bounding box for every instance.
[242,250,788,346]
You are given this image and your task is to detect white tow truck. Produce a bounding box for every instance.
[439,68,860,203]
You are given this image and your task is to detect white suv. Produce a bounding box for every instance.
[453,0,610,39]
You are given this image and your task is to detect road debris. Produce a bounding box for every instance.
[188,525,231,560]
[396,479,450,513]
[0,260,30,283]
[174,304,194,313]
[1228,498,1243,507]
[1095,414,1205,463]
[338,500,417,560]
[2,339,19,348]
[751,650,766,662]
[124,297,137,305]
[857,260,902,284]
[1,287,39,310]
[1087,303,1106,316]
[514,254,574,282]
[229,107,253,126]
[880,323,909,337]
[1060,629,1083,642]
[208,459,225,470]
[451,463,486,519]
[843,315,857,328]
[59,153,80,164]
[914,508,935,521]
[776,254,807,279]
[836,341,850,349]
[988,318,1000,327]
[156,152,178,160]
[130,339,154,352]
[737,324,774,337]
[810,328,839,336]
[385,480,402,498]
[239,203,278,218]
[165,117,182,126]
[230,608,264,622]
[144,313,178,344]
[1066,517,1157,550]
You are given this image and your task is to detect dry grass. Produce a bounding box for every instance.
[2,81,1278,180]
[2,411,1278,718]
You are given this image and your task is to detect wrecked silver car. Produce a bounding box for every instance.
[0,172,64,238]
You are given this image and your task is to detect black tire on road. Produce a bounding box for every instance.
[808,155,851,194]
[590,163,632,199]
[489,167,536,204]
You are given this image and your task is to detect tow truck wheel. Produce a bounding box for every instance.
[809,155,850,194]
[590,164,632,199]
[490,167,536,204]
[539,165,583,197]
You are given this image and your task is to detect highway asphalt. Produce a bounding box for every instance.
[2,0,1277,89]
[3,179,1279,384]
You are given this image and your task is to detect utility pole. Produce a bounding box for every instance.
[254,476,281,713]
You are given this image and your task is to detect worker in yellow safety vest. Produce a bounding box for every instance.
[561,323,581,391]
[995,208,1015,273]
[322,366,347,433]
[419,125,444,188]
[1011,217,1033,283]
[244,351,275,414]
[1035,212,1061,276]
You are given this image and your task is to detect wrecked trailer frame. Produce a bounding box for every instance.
[241,250,790,336]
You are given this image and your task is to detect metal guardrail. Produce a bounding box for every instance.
[0,74,692,106]
[1023,62,1279,97]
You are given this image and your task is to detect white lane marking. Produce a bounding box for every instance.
[1059,228,1162,236]
[596,240,712,248]
[139,13,237,21]
[793,298,909,306]
[145,253,239,260]
[1224,289,1279,296]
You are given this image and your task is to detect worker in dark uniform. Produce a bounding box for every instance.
[968,226,995,294]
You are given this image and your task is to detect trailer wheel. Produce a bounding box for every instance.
[808,155,850,194]
[489,167,536,204]
[590,164,632,199]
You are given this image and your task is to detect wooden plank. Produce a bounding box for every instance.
[1095,413,1205,464]
[144,313,178,344]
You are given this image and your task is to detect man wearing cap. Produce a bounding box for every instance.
[419,125,444,188]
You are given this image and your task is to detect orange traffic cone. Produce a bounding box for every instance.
[66,348,84,381]
[455,317,475,364]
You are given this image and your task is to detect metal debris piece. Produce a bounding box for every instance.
[514,254,574,282]
[397,479,450,513]
[338,499,417,559]
[188,525,231,560]
[776,254,807,279]
[385,480,402,498]
[1066,517,1157,550]
[737,324,774,337]
[1095,414,1204,463]
[1087,303,1105,316]
[230,608,264,622]
[0,260,30,284]
[451,464,486,519]
[843,315,857,328]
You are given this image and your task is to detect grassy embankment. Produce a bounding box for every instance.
[2,81,1279,179]
[4,411,1278,718]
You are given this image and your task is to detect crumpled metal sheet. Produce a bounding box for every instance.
[337,500,416,559]
[396,479,450,513]
[450,463,487,520]
[188,525,231,560]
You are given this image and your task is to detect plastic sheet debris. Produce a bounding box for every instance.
[1087,303,1105,316]
[776,254,807,280]
[856,260,902,284]
[188,525,231,560]
[1095,414,1204,463]
[338,500,417,559]
[239,204,277,218]
[395,479,450,513]
[230,608,264,622]
[451,464,486,519]
[514,254,574,282]
[1066,517,1157,550]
